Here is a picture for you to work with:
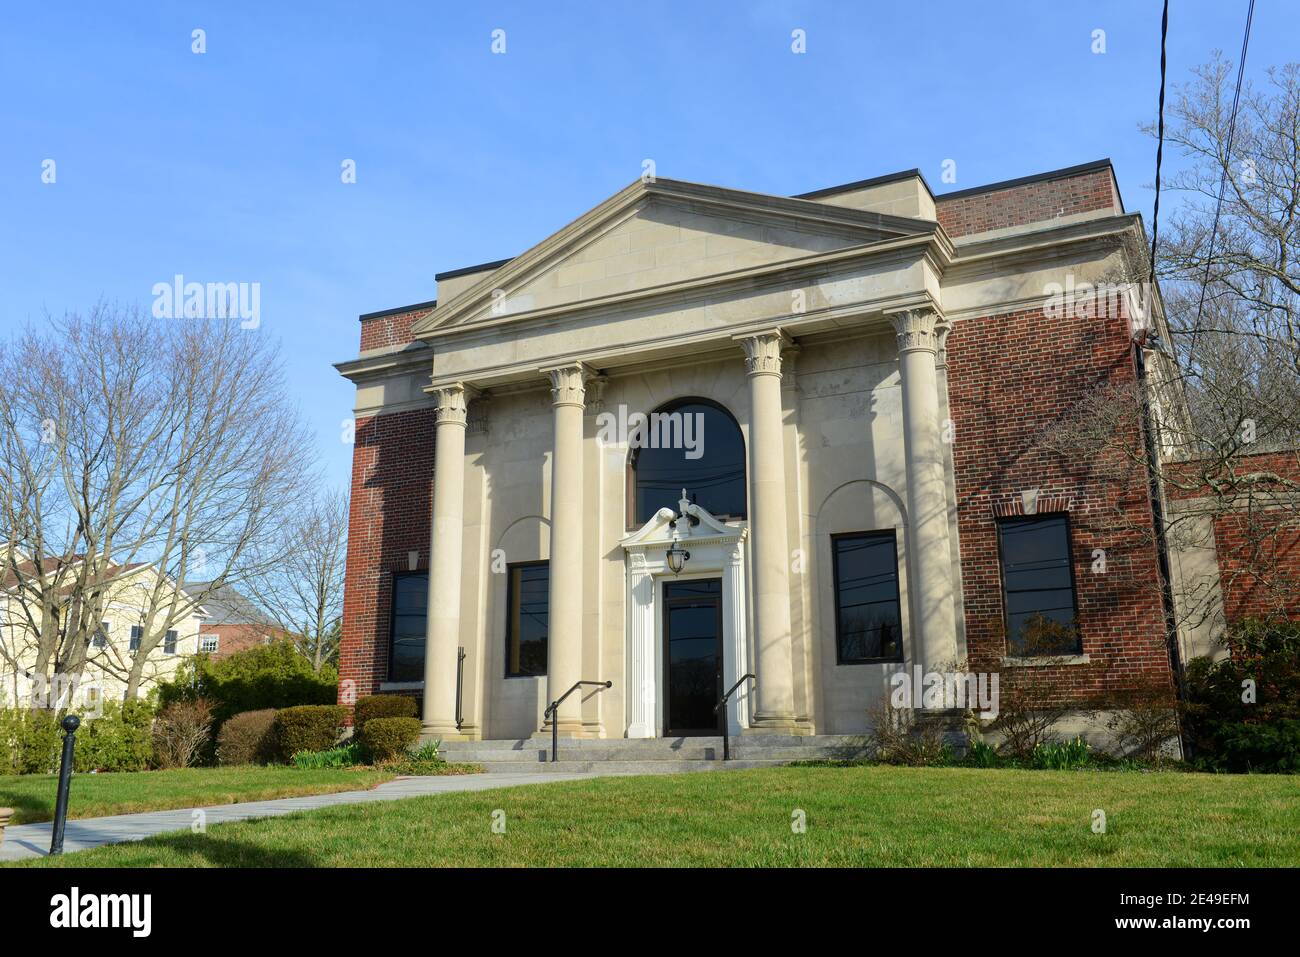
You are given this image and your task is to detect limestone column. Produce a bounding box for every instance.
[888,307,958,672]
[542,362,592,735]
[735,330,798,730]
[422,382,471,737]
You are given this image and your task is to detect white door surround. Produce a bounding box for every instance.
[621,493,751,738]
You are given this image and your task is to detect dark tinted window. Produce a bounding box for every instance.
[389,573,428,682]
[832,532,903,662]
[998,514,1080,655]
[163,629,177,654]
[633,401,746,523]
[506,563,549,677]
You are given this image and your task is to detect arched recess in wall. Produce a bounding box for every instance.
[812,479,912,666]
[626,397,747,526]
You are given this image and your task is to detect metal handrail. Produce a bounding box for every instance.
[543,679,612,762]
[713,673,755,761]
[455,647,466,731]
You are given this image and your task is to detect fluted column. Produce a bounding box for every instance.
[422,382,471,736]
[734,330,798,730]
[888,307,958,674]
[542,362,592,735]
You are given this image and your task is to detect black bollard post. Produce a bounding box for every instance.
[49,714,80,856]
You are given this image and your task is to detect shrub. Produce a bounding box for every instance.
[274,705,346,760]
[152,698,215,769]
[157,640,338,729]
[0,708,62,774]
[362,716,422,762]
[353,694,417,734]
[73,700,155,773]
[292,742,365,770]
[865,702,947,767]
[1183,619,1300,772]
[216,708,278,765]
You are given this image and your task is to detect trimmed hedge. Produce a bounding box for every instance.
[274,705,346,760]
[216,708,278,766]
[353,694,417,734]
[362,717,422,762]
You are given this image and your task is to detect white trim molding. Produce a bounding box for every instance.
[620,495,751,738]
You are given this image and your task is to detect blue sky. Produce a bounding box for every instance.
[2,1,1295,493]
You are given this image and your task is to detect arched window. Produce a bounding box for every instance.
[629,399,747,525]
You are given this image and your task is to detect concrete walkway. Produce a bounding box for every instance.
[0,771,595,863]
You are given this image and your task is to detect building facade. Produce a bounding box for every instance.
[336,160,1267,744]
[1,559,204,706]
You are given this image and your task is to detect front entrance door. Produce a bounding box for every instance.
[663,578,723,735]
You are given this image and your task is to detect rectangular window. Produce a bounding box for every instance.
[505,562,549,677]
[163,629,178,654]
[389,573,428,683]
[129,625,142,652]
[91,621,109,648]
[997,514,1081,656]
[200,634,219,653]
[832,532,903,663]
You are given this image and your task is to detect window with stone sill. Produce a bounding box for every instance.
[831,531,904,664]
[996,513,1082,657]
[389,572,428,683]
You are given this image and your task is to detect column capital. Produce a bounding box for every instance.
[733,329,792,377]
[886,307,944,355]
[541,361,596,408]
[428,382,477,426]
[934,318,952,371]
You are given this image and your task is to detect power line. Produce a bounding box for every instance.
[1189,0,1257,357]
[1148,0,1170,296]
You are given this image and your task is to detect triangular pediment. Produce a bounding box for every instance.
[413,179,936,336]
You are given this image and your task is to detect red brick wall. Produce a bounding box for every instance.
[358,305,434,352]
[1211,510,1300,623]
[199,623,275,660]
[338,407,435,710]
[947,302,1174,703]
[936,166,1121,238]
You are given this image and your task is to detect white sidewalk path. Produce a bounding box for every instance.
[0,772,595,863]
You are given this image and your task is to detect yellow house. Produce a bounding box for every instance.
[0,557,204,708]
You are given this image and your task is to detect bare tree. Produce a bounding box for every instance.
[241,489,348,672]
[0,303,314,700]
[1041,55,1300,644]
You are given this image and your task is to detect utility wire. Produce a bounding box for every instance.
[1189,0,1256,357]
[1148,0,1169,300]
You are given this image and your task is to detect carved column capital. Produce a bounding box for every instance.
[542,362,595,408]
[887,307,943,355]
[429,382,474,427]
[584,375,609,416]
[734,329,792,377]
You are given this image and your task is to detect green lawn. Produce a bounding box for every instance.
[9,765,1299,867]
[0,766,395,825]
